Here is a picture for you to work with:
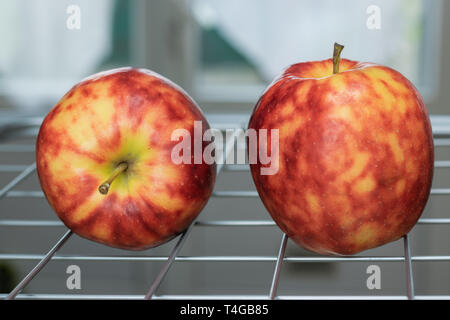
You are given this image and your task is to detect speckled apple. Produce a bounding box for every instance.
[36,67,216,250]
[248,52,434,255]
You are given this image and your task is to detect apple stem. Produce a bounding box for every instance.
[98,162,128,195]
[332,42,345,74]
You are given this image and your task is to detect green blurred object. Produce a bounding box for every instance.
[199,27,264,84]
[100,0,131,68]
[201,28,250,67]
[0,262,16,293]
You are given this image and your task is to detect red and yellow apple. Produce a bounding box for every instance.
[36,67,216,250]
[248,44,434,255]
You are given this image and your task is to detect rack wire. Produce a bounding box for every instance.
[0,114,450,300]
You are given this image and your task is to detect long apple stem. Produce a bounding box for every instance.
[98,162,128,195]
[332,42,344,74]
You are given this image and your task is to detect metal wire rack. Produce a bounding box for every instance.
[0,113,450,300]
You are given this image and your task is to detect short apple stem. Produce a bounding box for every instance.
[332,42,345,74]
[98,162,128,195]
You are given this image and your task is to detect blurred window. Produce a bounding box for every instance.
[191,0,443,104]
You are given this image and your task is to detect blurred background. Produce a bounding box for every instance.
[0,0,449,298]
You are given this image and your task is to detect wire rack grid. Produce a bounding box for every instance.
[0,114,450,300]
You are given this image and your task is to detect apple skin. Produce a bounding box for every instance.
[248,59,434,255]
[36,67,216,250]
